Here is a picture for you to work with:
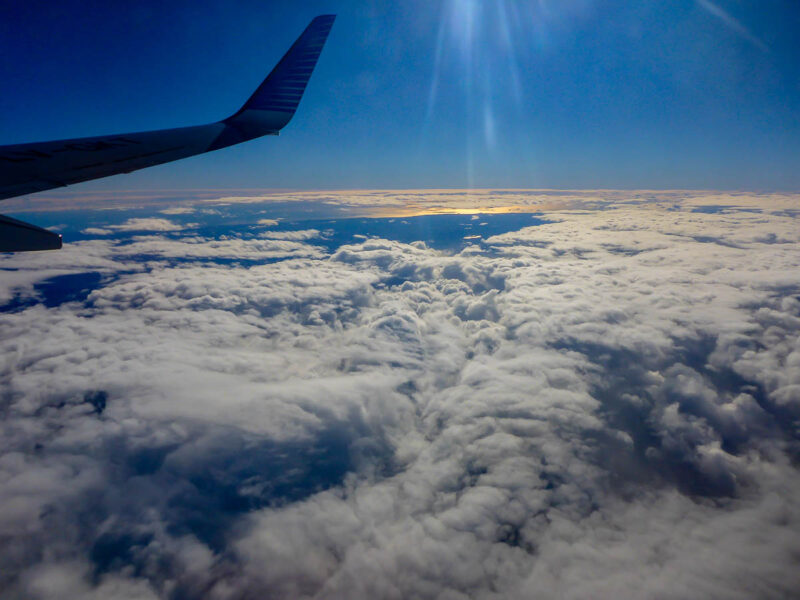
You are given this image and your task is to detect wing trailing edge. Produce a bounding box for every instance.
[0,214,61,252]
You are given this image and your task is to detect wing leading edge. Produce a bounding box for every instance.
[0,14,335,252]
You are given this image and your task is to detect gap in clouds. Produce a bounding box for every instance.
[0,211,548,312]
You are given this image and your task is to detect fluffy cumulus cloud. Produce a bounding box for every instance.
[1,195,799,599]
[82,218,198,235]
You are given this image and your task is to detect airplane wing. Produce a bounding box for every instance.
[0,14,335,252]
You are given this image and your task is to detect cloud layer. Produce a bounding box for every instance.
[82,217,199,235]
[7,188,800,216]
[1,196,799,599]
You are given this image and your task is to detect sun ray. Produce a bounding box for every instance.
[696,0,768,52]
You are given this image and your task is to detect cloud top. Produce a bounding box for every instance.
[1,194,799,599]
[82,217,197,235]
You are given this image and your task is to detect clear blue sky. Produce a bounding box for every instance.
[1,0,798,191]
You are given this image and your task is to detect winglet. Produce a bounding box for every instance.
[211,15,335,150]
[237,15,335,121]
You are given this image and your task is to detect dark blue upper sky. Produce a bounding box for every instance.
[1,0,798,191]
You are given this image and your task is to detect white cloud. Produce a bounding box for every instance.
[110,218,198,232]
[80,227,114,235]
[1,195,799,599]
[81,218,199,236]
[259,229,320,241]
[159,207,197,215]
[112,234,325,260]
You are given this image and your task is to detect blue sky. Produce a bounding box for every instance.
[1,0,798,191]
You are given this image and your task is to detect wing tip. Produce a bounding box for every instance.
[215,12,336,146]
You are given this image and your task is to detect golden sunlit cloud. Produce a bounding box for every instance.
[7,189,800,218]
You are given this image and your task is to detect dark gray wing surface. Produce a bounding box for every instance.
[0,14,335,252]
